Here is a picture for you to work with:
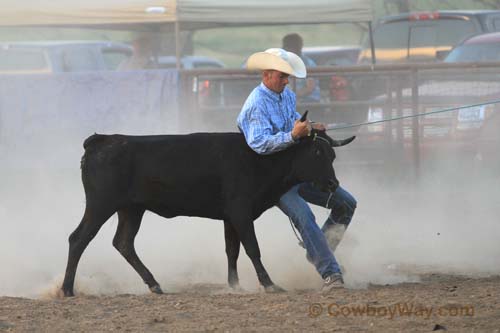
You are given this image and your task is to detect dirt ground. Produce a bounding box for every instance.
[0,274,498,332]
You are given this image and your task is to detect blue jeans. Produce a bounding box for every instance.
[298,183,357,232]
[278,184,342,278]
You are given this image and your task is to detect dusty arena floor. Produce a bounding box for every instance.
[0,274,498,332]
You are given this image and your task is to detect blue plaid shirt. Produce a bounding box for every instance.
[237,83,301,155]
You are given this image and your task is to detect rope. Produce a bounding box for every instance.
[326,98,500,131]
[291,98,500,249]
[289,217,305,248]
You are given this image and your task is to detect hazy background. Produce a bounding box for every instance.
[1,111,499,298]
[1,0,500,298]
[2,0,500,67]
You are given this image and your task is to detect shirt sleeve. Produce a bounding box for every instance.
[239,107,295,155]
[293,110,301,122]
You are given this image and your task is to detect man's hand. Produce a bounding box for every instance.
[292,119,312,140]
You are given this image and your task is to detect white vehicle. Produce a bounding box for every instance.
[0,40,132,74]
[156,55,225,69]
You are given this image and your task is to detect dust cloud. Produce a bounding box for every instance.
[1,80,500,299]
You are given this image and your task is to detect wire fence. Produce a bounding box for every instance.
[179,62,500,180]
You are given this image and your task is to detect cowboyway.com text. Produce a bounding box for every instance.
[308,302,474,319]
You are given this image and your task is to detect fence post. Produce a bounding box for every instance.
[385,73,393,146]
[411,68,421,180]
[395,75,403,143]
[178,71,198,132]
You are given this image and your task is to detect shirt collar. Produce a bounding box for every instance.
[259,82,283,103]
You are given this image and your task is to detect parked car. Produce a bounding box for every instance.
[444,31,500,62]
[303,46,361,67]
[0,41,132,74]
[367,31,500,138]
[359,10,500,65]
[156,55,226,106]
[156,55,225,69]
[352,10,500,105]
[232,46,362,106]
[301,46,361,103]
[363,68,500,170]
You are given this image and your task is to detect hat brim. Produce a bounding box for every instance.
[246,51,307,78]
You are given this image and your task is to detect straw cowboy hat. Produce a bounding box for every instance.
[246,48,307,78]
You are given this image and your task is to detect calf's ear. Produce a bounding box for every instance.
[300,110,309,122]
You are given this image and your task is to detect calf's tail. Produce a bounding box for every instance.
[81,133,109,173]
[83,133,107,150]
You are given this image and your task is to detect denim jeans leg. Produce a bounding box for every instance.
[298,183,357,231]
[278,184,341,278]
[325,186,357,230]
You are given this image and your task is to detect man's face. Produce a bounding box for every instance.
[263,70,289,93]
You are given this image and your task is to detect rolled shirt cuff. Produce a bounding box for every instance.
[288,131,298,143]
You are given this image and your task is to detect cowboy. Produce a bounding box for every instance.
[237,48,356,291]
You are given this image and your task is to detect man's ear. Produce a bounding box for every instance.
[300,110,309,122]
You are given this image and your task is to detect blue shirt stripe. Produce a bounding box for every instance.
[237,83,301,155]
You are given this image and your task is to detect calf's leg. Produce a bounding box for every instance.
[113,207,162,294]
[61,205,115,297]
[230,218,285,293]
[223,220,241,289]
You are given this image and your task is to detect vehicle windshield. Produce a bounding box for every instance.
[445,43,500,62]
[0,48,49,72]
[360,18,477,63]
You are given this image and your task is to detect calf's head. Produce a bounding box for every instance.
[292,112,355,192]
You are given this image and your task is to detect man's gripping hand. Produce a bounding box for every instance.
[291,119,312,141]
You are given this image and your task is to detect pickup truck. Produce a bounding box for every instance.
[359,10,500,65]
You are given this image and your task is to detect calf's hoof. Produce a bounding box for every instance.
[61,288,74,297]
[149,285,163,294]
[264,284,286,293]
[229,283,245,292]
